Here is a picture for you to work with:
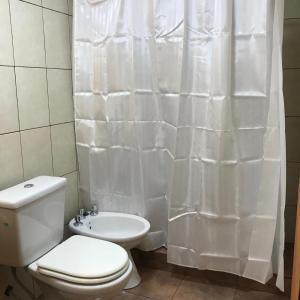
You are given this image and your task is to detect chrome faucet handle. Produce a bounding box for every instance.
[74,215,83,226]
[90,205,98,216]
[79,208,86,219]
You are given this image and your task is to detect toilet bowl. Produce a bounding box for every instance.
[69,212,150,289]
[28,235,132,300]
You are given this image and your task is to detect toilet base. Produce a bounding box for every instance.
[124,250,141,289]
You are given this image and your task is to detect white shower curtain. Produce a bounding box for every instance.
[73,0,286,289]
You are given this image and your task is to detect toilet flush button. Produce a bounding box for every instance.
[24,184,34,188]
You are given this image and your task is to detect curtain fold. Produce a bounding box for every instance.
[73,0,285,289]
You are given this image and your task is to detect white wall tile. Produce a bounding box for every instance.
[0,133,23,190]
[16,67,49,130]
[68,0,73,15]
[48,69,74,124]
[283,19,300,69]
[0,4,79,289]
[21,127,53,180]
[10,0,45,67]
[27,0,42,5]
[78,189,86,209]
[286,117,300,162]
[63,171,79,223]
[69,16,73,60]
[42,0,68,14]
[0,66,19,134]
[0,0,14,65]
[51,122,76,176]
[43,9,71,68]
[283,69,300,117]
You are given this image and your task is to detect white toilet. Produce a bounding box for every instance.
[0,176,132,300]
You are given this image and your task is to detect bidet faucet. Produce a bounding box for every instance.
[90,205,98,216]
[79,208,88,219]
[74,215,83,226]
[79,208,85,218]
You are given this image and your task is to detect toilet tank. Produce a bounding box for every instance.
[0,176,66,267]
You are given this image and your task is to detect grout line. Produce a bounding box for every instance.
[67,13,80,206]
[125,291,154,300]
[0,129,20,136]
[7,0,25,182]
[52,121,75,127]
[67,11,72,66]
[0,64,71,71]
[19,0,72,17]
[61,170,79,177]
[0,121,75,136]
[170,277,184,300]
[41,6,55,176]
[47,90,55,175]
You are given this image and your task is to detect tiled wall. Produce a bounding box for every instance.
[0,0,79,226]
[0,1,77,298]
[284,0,300,243]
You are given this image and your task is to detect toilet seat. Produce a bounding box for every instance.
[36,235,129,284]
[38,261,130,284]
[28,259,133,297]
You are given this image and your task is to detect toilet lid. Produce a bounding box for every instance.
[37,235,129,283]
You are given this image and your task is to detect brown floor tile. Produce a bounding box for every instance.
[237,277,281,295]
[134,249,186,274]
[183,269,238,288]
[110,291,149,299]
[132,245,294,300]
[234,290,289,300]
[173,277,236,300]
[128,267,183,300]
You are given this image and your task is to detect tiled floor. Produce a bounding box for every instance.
[0,246,293,300]
[110,245,294,300]
[111,267,290,300]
